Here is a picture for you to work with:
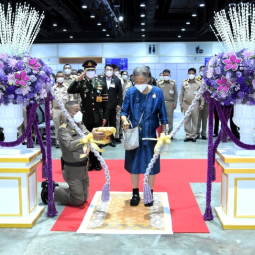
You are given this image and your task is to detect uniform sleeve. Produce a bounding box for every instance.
[179,83,184,105]
[120,89,130,117]
[158,90,168,124]
[174,82,178,107]
[156,81,159,87]
[67,80,81,94]
[58,127,83,152]
[102,83,109,120]
[201,95,205,106]
[117,79,123,106]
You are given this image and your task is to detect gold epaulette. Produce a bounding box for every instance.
[183,79,188,82]
[61,124,67,128]
[170,79,175,83]
[196,76,202,82]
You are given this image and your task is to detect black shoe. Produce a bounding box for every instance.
[41,180,59,205]
[196,135,200,139]
[120,134,123,139]
[213,134,218,137]
[109,141,116,147]
[145,201,154,207]
[202,136,207,140]
[130,194,140,206]
[115,138,121,143]
[191,138,196,142]
[184,138,190,142]
[171,137,174,140]
[88,163,95,171]
[55,144,60,148]
[95,163,102,171]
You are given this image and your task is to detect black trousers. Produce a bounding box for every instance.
[84,122,101,165]
[106,108,116,141]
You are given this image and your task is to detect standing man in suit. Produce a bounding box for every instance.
[67,60,108,171]
[102,64,122,147]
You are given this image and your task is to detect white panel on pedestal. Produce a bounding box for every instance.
[159,43,186,56]
[59,44,102,57]
[28,170,37,213]
[221,172,228,214]
[235,179,255,217]
[31,44,57,57]
[0,178,21,216]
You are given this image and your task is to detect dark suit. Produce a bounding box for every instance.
[101,76,122,137]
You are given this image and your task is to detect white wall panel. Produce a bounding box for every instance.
[31,44,57,57]
[41,58,58,64]
[155,63,166,70]
[166,63,177,70]
[176,63,189,69]
[159,43,186,56]
[160,57,186,63]
[59,44,102,57]
[213,42,223,55]
[103,43,146,57]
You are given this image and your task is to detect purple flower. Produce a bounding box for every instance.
[215,66,221,75]
[15,60,24,71]
[226,71,232,80]
[237,77,245,84]
[5,85,16,95]
[15,88,22,94]
[236,71,242,78]
[0,53,8,59]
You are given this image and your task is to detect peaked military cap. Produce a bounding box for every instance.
[82,59,97,70]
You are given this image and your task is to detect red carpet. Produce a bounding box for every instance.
[37,159,221,233]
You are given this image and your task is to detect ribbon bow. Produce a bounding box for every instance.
[77,133,107,158]
[143,133,171,155]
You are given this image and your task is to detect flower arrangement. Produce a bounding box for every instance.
[203,49,255,106]
[0,52,53,106]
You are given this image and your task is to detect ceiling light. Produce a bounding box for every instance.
[102,28,106,31]
[106,34,110,36]
[192,12,197,17]
[142,34,145,37]
[181,28,185,31]
[119,16,123,21]
[140,2,145,7]
[90,14,95,18]
[178,35,181,38]
[141,12,145,17]
[82,4,87,8]
[97,22,101,25]
[63,29,67,31]
[141,22,145,25]
[186,19,190,25]
[141,29,145,31]
[70,36,73,38]
[53,23,57,27]
[199,1,205,7]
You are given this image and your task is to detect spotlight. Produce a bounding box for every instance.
[141,29,145,31]
[141,12,145,17]
[119,16,123,21]
[186,19,190,25]
[141,22,145,25]
[53,23,57,27]
[90,14,95,18]
[106,34,110,36]
[82,4,87,8]
[102,28,106,31]
[63,29,67,31]
[142,34,145,37]
[178,34,181,38]
[140,2,145,7]
[181,28,185,31]
[97,22,101,25]
[199,1,205,7]
[192,12,197,17]
[70,35,73,38]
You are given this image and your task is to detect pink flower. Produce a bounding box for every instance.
[223,55,242,71]
[21,86,31,96]
[29,58,40,71]
[14,71,30,87]
[206,68,214,78]
[39,88,47,99]
[0,53,8,59]
[8,58,18,67]
[243,50,254,59]
[7,74,15,84]
[217,76,231,93]
[0,61,3,69]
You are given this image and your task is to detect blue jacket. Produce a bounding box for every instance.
[121,86,168,139]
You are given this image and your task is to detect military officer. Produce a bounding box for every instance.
[51,71,71,148]
[67,59,108,171]
[179,68,204,142]
[157,69,178,136]
[121,71,133,99]
[196,65,208,140]
[41,101,106,206]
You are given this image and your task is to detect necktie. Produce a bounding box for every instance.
[87,80,93,89]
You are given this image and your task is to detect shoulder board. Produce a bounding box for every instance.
[170,79,175,83]
[61,124,67,128]
[196,76,202,81]
[183,79,188,82]
[63,83,69,88]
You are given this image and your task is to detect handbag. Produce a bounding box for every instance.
[123,88,149,150]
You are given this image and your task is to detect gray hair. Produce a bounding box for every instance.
[133,66,151,79]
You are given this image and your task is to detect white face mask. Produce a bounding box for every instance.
[57,77,64,83]
[189,74,195,80]
[64,69,71,75]
[200,71,203,76]
[159,76,164,80]
[135,84,148,93]
[72,111,83,123]
[163,76,170,81]
[122,75,128,80]
[106,70,113,77]
[115,71,120,76]
[86,71,96,79]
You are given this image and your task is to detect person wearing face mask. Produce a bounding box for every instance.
[159,73,164,81]
[67,60,108,171]
[121,66,168,207]
[41,101,106,206]
[179,68,204,142]
[156,69,178,137]
[196,66,209,140]
[101,64,122,147]
[146,66,157,86]
[71,69,77,76]
[121,71,133,99]
[51,71,71,148]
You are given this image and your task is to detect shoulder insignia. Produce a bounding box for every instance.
[61,124,67,128]
[170,79,175,83]
[183,79,188,82]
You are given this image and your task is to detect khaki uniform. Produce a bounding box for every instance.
[179,79,204,139]
[51,83,71,144]
[54,121,89,206]
[157,79,178,134]
[196,76,209,137]
[64,75,81,105]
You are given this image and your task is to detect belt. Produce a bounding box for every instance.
[61,157,88,169]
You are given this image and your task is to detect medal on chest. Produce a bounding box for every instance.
[152,93,156,98]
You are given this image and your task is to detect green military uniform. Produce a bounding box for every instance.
[157,79,178,134]
[196,75,209,138]
[54,121,89,206]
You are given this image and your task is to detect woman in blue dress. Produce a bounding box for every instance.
[121,66,168,207]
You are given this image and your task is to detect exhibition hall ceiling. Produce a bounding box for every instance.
[4,0,255,43]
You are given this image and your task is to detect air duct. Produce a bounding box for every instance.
[145,0,158,30]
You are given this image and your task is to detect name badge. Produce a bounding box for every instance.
[170,90,174,94]
[110,84,115,88]
[194,90,198,95]
[96,96,102,102]
[62,95,68,100]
